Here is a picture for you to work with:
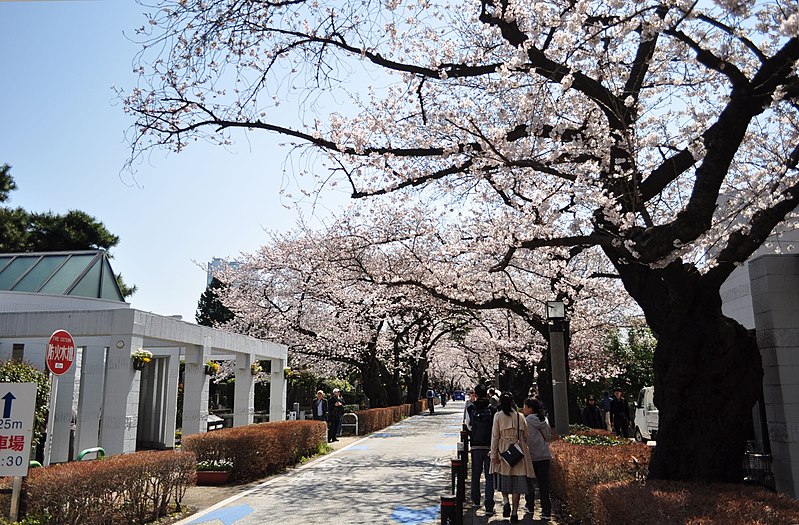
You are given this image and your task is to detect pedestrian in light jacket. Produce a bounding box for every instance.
[523,397,552,521]
[490,392,534,523]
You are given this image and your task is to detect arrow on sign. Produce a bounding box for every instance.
[2,392,15,418]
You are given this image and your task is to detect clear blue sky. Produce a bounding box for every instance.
[0,1,347,321]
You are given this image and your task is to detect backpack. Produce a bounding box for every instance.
[469,402,496,447]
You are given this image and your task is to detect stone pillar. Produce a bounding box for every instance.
[99,335,142,456]
[269,357,286,423]
[162,349,180,448]
[749,254,799,498]
[182,340,210,437]
[233,353,255,427]
[75,345,107,456]
[48,353,77,463]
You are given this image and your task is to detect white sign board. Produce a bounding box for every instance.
[0,383,37,477]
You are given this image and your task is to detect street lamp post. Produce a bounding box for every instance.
[546,300,569,436]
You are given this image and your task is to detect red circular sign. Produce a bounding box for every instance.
[46,329,75,376]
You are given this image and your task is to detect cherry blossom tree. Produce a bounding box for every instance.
[215,224,480,406]
[125,0,799,483]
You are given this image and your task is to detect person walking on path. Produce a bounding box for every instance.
[609,387,631,438]
[312,390,328,421]
[426,388,436,414]
[328,388,344,442]
[581,395,605,430]
[488,387,500,408]
[523,397,552,521]
[463,388,476,426]
[466,384,497,514]
[490,392,534,523]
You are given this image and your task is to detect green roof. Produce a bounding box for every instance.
[0,251,125,302]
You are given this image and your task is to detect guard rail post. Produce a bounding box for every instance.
[450,458,464,525]
[440,494,458,525]
[460,430,469,479]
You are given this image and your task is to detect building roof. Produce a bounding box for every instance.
[0,250,125,302]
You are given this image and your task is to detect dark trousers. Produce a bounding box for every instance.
[328,418,340,441]
[470,448,494,508]
[526,459,551,517]
[613,417,629,438]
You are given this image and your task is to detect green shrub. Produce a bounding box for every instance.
[0,360,50,450]
[592,479,799,525]
[562,434,627,446]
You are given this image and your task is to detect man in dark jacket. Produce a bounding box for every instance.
[312,390,328,421]
[466,384,497,514]
[581,395,604,429]
[609,387,630,438]
[328,388,344,442]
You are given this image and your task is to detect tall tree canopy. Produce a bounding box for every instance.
[0,164,136,297]
[196,277,234,327]
[126,0,799,483]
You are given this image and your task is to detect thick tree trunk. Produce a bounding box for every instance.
[405,358,427,404]
[616,260,763,482]
[361,361,388,408]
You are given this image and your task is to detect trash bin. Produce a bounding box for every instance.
[743,452,775,490]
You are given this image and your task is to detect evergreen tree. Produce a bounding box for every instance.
[196,277,234,326]
[0,164,135,297]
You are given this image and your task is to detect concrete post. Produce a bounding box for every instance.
[99,335,142,455]
[233,353,255,427]
[47,352,77,463]
[549,323,569,436]
[269,358,286,422]
[76,345,106,455]
[182,340,210,437]
[749,254,799,497]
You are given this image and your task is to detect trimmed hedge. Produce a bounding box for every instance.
[592,479,799,525]
[551,429,799,523]
[182,419,327,483]
[352,403,416,434]
[550,434,651,523]
[0,450,195,525]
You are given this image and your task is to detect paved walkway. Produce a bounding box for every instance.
[176,401,558,525]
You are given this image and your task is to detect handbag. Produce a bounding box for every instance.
[500,412,525,466]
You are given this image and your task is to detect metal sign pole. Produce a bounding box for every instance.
[43,375,58,467]
[9,476,22,521]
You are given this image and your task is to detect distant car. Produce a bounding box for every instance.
[452,390,465,401]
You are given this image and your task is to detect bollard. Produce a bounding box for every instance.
[450,458,464,524]
[440,494,458,525]
[451,458,460,495]
[460,430,469,479]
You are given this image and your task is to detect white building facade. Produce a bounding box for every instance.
[0,251,287,462]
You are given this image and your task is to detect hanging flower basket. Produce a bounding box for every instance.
[283,367,297,380]
[131,349,153,371]
[250,363,263,376]
[204,361,220,376]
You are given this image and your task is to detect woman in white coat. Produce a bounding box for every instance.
[490,392,535,523]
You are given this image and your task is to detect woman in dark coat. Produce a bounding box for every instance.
[581,395,605,429]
